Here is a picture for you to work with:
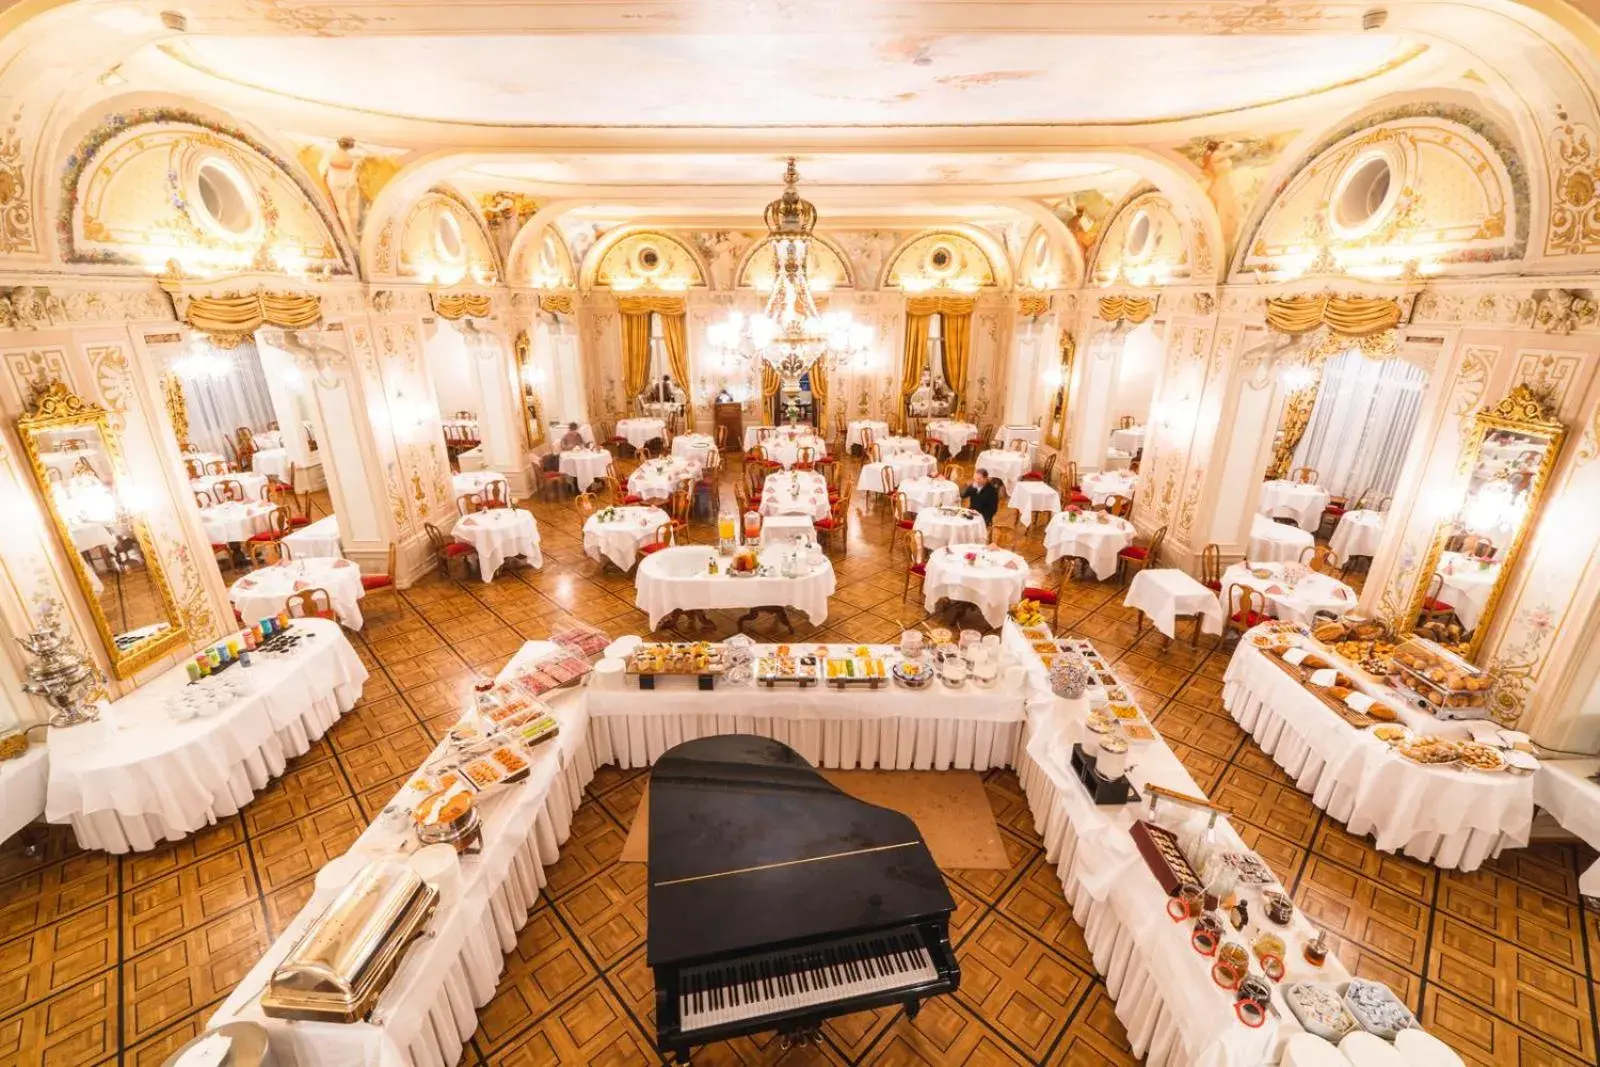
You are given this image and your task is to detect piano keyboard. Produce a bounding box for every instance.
[678,929,938,1033]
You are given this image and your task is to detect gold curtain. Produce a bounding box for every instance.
[620,310,653,400]
[616,295,687,316]
[901,311,932,410]
[185,292,322,345]
[432,292,493,320]
[617,295,692,426]
[1265,294,1400,337]
[1097,295,1156,324]
[1267,378,1322,479]
[809,359,829,428]
[658,308,694,429]
[940,305,973,401]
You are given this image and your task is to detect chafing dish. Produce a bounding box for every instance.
[261,860,438,1023]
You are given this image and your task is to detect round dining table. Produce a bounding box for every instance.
[671,433,717,465]
[921,545,1028,627]
[200,501,278,544]
[558,447,612,490]
[1220,561,1356,627]
[759,434,828,469]
[191,472,269,503]
[1008,480,1061,525]
[1247,512,1314,564]
[615,418,667,450]
[582,505,670,571]
[634,544,836,630]
[847,420,891,451]
[1258,480,1331,532]
[628,456,701,502]
[974,448,1029,489]
[926,419,980,455]
[230,557,367,629]
[1329,509,1385,564]
[1080,469,1138,506]
[760,469,832,520]
[454,508,543,582]
[451,470,507,499]
[1043,512,1135,580]
[912,506,988,550]
[898,475,961,513]
[857,453,938,494]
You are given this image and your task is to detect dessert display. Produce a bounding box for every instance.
[756,646,820,687]
[824,646,889,688]
[627,641,726,676]
[1396,736,1462,766]
[1370,724,1411,743]
[1284,982,1359,1042]
[1456,740,1507,771]
[1391,636,1493,717]
[1344,978,1418,1039]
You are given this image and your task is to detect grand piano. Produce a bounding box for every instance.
[647,735,960,1062]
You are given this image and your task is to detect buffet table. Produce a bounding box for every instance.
[1258,480,1330,532]
[634,545,836,630]
[231,557,368,629]
[1329,509,1384,564]
[1533,760,1600,897]
[454,508,542,582]
[1045,512,1135,580]
[209,643,595,1067]
[46,618,367,852]
[1220,562,1355,628]
[922,545,1027,627]
[0,744,48,845]
[587,642,1026,772]
[582,505,669,571]
[1247,513,1313,564]
[1222,628,1533,869]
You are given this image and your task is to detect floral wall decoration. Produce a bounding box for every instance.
[1173,131,1298,260]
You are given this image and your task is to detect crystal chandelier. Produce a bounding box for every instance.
[706,159,874,390]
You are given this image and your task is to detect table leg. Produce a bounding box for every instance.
[737,606,794,634]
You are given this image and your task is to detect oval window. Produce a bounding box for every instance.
[435,211,464,262]
[194,159,256,237]
[1333,155,1394,233]
[638,246,662,271]
[1126,210,1153,259]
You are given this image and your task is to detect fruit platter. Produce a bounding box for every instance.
[891,659,933,689]
[824,646,889,689]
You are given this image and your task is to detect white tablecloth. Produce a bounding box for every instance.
[846,420,890,450]
[456,446,484,472]
[913,508,988,550]
[199,502,276,544]
[210,656,594,1067]
[898,476,960,513]
[616,417,667,449]
[922,545,1027,627]
[876,435,924,458]
[759,434,828,469]
[231,558,368,629]
[0,745,48,845]
[759,513,816,546]
[1329,509,1385,564]
[1223,632,1532,869]
[1110,426,1145,453]
[760,469,832,520]
[1009,480,1061,524]
[856,453,937,494]
[1248,512,1313,564]
[69,520,117,554]
[1080,470,1138,506]
[974,449,1028,488]
[1221,562,1355,627]
[926,419,979,453]
[191,472,269,503]
[558,448,612,489]
[628,456,701,502]
[671,433,717,465]
[1124,568,1222,639]
[1436,553,1500,631]
[1259,480,1331,531]
[994,425,1041,450]
[253,447,290,481]
[283,515,342,559]
[253,430,284,449]
[451,470,505,500]
[454,509,542,582]
[46,618,366,852]
[1104,447,1134,471]
[1045,513,1134,580]
[582,506,669,571]
[1534,760,1600,896]
[744,424,817,450]
[634,546,835,629]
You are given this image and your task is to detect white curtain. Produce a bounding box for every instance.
[1291,348,1426,500]
[182,340,278,456]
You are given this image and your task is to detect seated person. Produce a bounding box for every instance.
[961,468,1000,525]
[648,374,680,406]
[558,421,586,450]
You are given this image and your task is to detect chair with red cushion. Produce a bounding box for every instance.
[425,522,477,580]
[1419,572,1457,624]
[639,522,677,557]
[247,506,293,544]
[815,488,850,555]
[1115,525,1166,584]
[889,491,915,555]
[1022,557,1081,631]
[1200,543,1223,592]
[285,586,339,623]
[902,530,928,601]
[1222,584,1270,642]
[359,543,399,615]
[605,474,644,506]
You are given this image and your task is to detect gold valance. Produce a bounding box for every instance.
[1265,294,1399,337]
[1097,295,1155,324]
[432,292,493,320]
[539,292,575,316]
[185,292,322,345]
[617,294,687,316]
[905,294,976,316]
[1017,293,1052,318]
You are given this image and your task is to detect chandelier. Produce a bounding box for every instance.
[706,159,874,390]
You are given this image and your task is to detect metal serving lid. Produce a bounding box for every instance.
[261,860,438,1023]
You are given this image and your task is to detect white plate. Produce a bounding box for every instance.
[1502,749,1539,772]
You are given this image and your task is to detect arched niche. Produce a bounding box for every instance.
[883,229,1001,291]
[1237,110,1524,277]
[735,233,854,291]
[512,224,576,289]
[397,187,500,285]
[587,229,707,291]
[1089,189,1192,287]
[1018,225,1068,291]
[63,115,348,274]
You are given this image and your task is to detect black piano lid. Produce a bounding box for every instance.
[646,735,955,968]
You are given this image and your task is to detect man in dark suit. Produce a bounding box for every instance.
[961,468,1000,525]
[650,375,675,403]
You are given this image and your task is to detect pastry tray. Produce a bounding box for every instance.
[1261,653,1377,729]
[755,654,819,688]
[824,655,889,689]
[1129,820,1202,896]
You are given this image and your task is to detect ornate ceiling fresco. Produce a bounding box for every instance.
[469,154,1119,188]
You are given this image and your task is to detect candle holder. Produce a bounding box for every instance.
[17,601,106,728]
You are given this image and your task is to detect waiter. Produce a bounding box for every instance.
[961,468,999,525]
[649,374,676,404]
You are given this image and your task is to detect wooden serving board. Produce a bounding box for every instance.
[1261,652,1376,729]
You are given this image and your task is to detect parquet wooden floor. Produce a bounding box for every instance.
[2,461,1597,1066]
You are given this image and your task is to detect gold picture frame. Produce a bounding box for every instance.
[514,330,546,450]
[1044,331,1076,449]
[1401,384,1566,659]
[17,380,189,678]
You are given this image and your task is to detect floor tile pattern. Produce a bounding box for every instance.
[1,456,1597,1065]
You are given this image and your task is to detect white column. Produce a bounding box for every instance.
[255,333,325,490]
[1005,324,1040,424]
[1068,330,1119,472]
[468,323,532,494]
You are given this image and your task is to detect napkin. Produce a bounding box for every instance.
[1344,692,1376,713]
[1308,667,1339,687]
[1282,648,1310,666]
[1265,584,1286,595]
[292,579,310,591]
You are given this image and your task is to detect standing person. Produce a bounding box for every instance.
[651,375,675,403]
[961,468,999,525]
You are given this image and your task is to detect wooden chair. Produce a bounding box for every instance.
[1064,462,1092,507]
[889,491,914,555]
[247,506,292,545]
[1103,493,1133,518]
[972,424,994,458]
[1118,415,1136,430]
[539,462,569,501]
[246,539,284,568]
[1200,543,1223,593]
[902,530,928,601]
[215,478,245,503]
[267,481,309,525]
[1290,467,1319,484]
[941,463,962,484]
[815,490,849,555]
[989,506,1020,549]
[184,458,205,480]
[1030,452,1057,486]
[1300,544,1340,576]
[879,463,899,499]
[668,489,692,539]
[209,454,232,477]
[921,435,946,463]
[1222,584,1270,642]
[425,521,477,579]
[1022,559,1075,632]
[575,491,596,517]
[639,522,677,557]
[359,544,399,613]
[456,493,482,516]
[608,473,645,506]
[286,587,338,622]
[193,489,216,509]
[1115,525,1166,583]
[1418,573,1457,626]
[1376,494,1393,512]
[482,479,512,509]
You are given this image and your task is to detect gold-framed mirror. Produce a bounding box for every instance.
[1044,330,1075,449]
[513,329,546,449]
[1403,384,1565,659]
[17,381,188,677]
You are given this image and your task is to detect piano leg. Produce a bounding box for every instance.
[904,997,923,1021]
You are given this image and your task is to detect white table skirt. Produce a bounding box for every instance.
[254,448,290,481]
[974,449,1028,488]
[47,618,367,853]
[1329,509,1384,564]
[1104,448,1133,471]
[0,745,48,845]
[558,448,612,488]
[913,509,988,550]
[744,424,817,450]
[1259,481,1331,532]
[856,455,937,495]
[629,456,701,502]
[455,509,543,582]
[616,418,667,449]
[1124,568,1222,639]
[926,420,979,453]
[231,558,368,629]
[1110,427,1145,454]
[635,546,836,629]
[200,502,277,543]
[922,546,1027,627]
[1044,515,1134,580]
[455,446,484,472]
[1248,513,1314,564]
[846,420,890,450]
[1080,470,1138,506]
[1220,562,1355,628]
[1222,635,1532,869]
[1009,481,1061,525]
[1436,553,1499,631]
[582,506,669,571]
[1533,760,1600,896]
[899,476,960,513]
[210,682,595,1067]
[283,515,342,559]
[761,470,831,520]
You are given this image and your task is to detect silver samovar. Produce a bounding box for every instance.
[17,601,105,728]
